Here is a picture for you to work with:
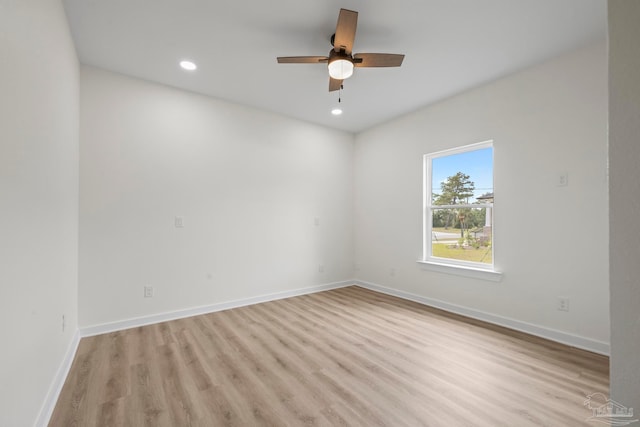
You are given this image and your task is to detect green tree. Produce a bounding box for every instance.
[434,172,475,235]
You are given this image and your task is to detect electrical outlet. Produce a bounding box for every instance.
[557,297,570,312]
[318,265,325,273]
[144,286,154,298]
[174,216,184,228]
[389,268,396,277]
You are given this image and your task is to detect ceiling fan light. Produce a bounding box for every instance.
[328,58,353,80]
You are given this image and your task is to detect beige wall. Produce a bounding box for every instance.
[0,0,79,425]
[354,43,609,353]
[609,0,640,413]
[79,66,354,328]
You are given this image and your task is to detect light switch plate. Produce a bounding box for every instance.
[557,173,568,187]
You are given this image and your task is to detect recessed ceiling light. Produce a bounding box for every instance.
[331,108,343,116]
[180,60,197,71]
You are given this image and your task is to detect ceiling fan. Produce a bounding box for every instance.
[277,8,405,92]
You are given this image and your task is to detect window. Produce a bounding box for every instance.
[422,141,494,271]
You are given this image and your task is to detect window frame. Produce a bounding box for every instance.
[421,140,496,273]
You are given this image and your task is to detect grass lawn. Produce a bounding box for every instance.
[432,243,492,264]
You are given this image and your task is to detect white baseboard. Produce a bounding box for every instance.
[79,278,611,355]
[41,278,607,426]
[35,329,81,427]
[354,280,610,356]
[39,280,353,426]
[80,280,354,337]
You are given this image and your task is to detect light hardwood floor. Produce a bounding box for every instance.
[50,286,609,426]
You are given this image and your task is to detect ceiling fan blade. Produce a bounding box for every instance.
[353,53,405,67]
[334,9,358,54]
[277,56,329,64]
[329,77,343,92]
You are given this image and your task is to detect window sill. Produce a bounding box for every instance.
[417,260,503,282]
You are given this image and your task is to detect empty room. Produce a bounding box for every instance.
[1,0,639,426]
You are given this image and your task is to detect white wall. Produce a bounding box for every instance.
[354,43,609,351]
[79,66,354,328]
[0,0,79,425]
[609,0,640,412]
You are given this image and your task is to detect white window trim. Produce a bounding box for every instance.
[417,259,502,282]
[420,140,501,279]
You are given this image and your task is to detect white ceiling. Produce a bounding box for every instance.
[62,0,606,133]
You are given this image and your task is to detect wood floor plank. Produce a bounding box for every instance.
[269,296,507,426]
[256,301,443,424]
[221,309,331,425]
[126,361,170,427]
[49,286,609,426]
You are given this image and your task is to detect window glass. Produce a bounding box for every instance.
[424,142,493,268]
